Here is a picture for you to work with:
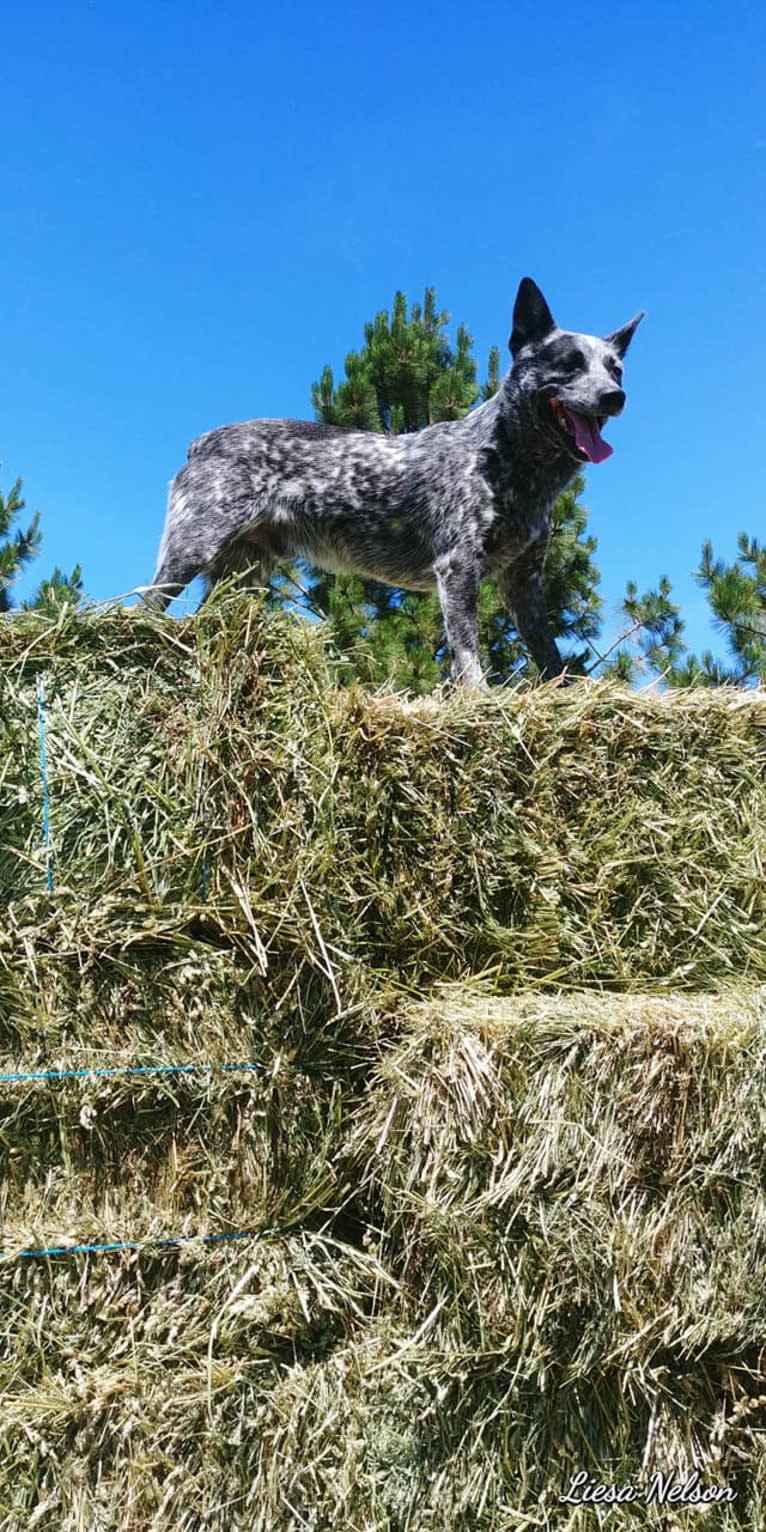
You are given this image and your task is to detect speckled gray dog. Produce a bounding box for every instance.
[147,278,643,683]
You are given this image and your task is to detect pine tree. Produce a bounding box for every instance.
[607,537,765,689]
[0,479,41,613]
[21,565,85,615]
[602,576,688,683]
[695,534,765,684]
[1,476,83,614]
[311,290,479,433]
[269,289,602,689]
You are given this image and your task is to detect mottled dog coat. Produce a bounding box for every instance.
[148,278,643,683]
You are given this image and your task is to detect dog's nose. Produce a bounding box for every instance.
[601,389,625,416]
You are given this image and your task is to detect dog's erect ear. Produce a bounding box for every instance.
[510,278,556,358]
[604,311,645,358]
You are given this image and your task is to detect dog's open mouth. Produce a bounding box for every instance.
[550,400,613,464]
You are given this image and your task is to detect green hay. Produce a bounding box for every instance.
[327,685,766,989]
[0,1058,345,1261]
[2,987,766,1527]
[1,600,765,992]
[2,602,766,1527]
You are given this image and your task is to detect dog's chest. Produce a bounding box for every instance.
[481,462,558,557]
[479,429,576,564]
[483,498,551,570]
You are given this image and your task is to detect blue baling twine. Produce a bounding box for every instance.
[13,1227,289,1261]
[0,1061,266,1084]
[37,676,54,892]
[0,1058,303,1260]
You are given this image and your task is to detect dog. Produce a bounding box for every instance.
[146,278,643,684]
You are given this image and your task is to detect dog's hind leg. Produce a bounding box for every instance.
[143,556,202,612]
[144,457,261,611]
[143,466,211,610]
[200,536,277,606]
[434,552,485,687]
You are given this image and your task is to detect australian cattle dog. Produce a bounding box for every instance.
[147,278,643,683]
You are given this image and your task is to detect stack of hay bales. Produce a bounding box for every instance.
[1,597,765,1529]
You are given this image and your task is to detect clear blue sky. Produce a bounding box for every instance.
[3,0,764,665]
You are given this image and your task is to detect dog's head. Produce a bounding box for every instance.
[509,277,644,464]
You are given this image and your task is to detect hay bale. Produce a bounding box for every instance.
[1,602,765,991]
[326,684,766,989]
[2,601,766,1525]
[344,984,766,1524]
[2,984,766,1527]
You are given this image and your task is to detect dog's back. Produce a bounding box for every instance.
[188,418,350,461]
[155,413,487,598]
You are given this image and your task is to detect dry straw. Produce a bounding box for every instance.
[1,596,765,1527]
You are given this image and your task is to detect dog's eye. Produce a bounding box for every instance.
[562,350,585,372]
[607,357,623,380]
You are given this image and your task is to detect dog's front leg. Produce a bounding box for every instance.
[497,542,565,680]
[434,552,486,687]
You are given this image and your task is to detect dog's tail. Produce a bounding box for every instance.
[142,462,210,611]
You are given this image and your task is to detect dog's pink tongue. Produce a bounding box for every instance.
[568,411,613,464]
